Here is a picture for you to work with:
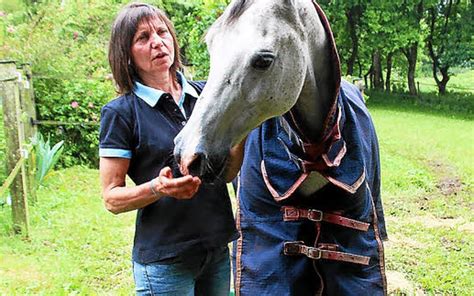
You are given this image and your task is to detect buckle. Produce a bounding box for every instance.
[283,241,304,256]
[307,209,323,222]
[283,241,322,260]
[304,247,322,260]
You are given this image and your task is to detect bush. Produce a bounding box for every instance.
[1,0,120,167]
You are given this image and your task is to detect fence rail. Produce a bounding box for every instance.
[0,145,33,199]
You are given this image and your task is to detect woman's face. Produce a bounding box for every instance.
[131,17,175,79]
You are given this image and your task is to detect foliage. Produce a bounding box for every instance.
[34,78,114,167]
[1,0,120,167]
[31,133,64,186]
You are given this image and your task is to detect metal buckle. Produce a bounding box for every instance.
[284,241,322,260]
[305,247,322,260]
[307,209,323,222]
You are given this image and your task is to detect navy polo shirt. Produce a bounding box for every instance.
[99,73,238,263]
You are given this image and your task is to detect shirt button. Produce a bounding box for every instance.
[181,121,186,126]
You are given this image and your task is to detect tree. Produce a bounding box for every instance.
[319,0,368,77]
[400,1,424,95]
[425,0,473,94]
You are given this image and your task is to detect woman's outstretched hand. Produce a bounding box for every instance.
[152,167,202,199]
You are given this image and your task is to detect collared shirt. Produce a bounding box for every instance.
[98,76,238,263]
[99,72,198,159]
[133,72,199,119]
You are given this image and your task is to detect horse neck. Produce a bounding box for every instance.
[291,15,335,143]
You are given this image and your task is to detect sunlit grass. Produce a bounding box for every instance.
[0,167,135,294]
[417,69,474,94]
[369,102,473,294]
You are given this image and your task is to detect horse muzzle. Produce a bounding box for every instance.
[174,141,227,184]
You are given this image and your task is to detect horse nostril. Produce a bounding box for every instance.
[187,153,206,177]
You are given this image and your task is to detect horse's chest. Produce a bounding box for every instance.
[297,172,329,196]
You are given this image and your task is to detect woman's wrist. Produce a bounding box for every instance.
[150,178,161,199]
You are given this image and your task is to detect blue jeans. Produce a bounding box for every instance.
[133,246,230,296]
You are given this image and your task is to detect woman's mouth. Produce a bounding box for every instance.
[152,52,167,60]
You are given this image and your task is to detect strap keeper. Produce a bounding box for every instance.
[284,241,304,256]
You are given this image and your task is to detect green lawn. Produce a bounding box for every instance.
[369,102,473,294]
[0,98,473,294]
[417,69,474,94]
[0,167,136,294]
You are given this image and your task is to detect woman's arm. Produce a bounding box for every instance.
[100,157,201,214]
[224,137,247,183]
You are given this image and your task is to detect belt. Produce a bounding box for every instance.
[282,206,370,231]
[284,241,370,265]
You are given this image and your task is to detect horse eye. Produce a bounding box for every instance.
[251,52,275,70]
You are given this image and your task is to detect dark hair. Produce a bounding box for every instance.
[108,2,182,94]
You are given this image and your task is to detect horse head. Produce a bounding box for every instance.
[174,0,339,182]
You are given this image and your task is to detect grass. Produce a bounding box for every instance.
[417,69,474,94]
[0,167,136,294]
[0,93,473,294]
[367,97,473,294]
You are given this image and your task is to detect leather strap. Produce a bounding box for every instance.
[282,206,370,232]
[284,241,370,266]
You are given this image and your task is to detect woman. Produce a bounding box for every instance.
[99,3,238,295]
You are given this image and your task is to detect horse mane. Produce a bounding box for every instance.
[224,0,254,25]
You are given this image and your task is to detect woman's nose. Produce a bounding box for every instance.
[150,33,163,48]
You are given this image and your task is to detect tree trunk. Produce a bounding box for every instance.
[364,65,372,90]
[385,52,393,92]
[403,44,418,95]
[345,6,362,76]
[373,51,384,90]
[437,66,450,95]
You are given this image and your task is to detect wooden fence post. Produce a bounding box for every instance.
[0,60,30,235]
[18,63,37,204]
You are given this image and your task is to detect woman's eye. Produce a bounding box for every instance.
[136,34,147,41]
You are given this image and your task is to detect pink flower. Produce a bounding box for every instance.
[71,101,79,108]
[73,31,79,40]
[0,11,6,17]
[88,102,94,108]
[7,26,15,33]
